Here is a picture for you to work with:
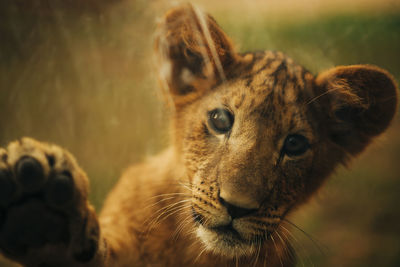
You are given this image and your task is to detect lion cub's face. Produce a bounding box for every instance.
[156,5,398,258]
[179,52,318,256]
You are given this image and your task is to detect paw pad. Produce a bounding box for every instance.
[45,172,74,207]
[16,156,46,193]
[1,201,68,251]
[0,139,97,264]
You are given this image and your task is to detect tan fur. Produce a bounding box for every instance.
[0,4,397,267]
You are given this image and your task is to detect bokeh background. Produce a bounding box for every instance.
[0,0,399,266]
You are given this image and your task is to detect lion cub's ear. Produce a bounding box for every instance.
[315,65,398,156]
[154,4,240,107]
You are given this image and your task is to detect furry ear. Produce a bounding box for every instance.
[314,65,398,155]
[154,4,240,107]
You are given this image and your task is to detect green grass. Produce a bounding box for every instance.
[221,13,400,76]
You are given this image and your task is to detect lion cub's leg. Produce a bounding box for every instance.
[0,138,103,267]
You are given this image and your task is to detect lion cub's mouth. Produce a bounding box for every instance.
[195,224,255,257]
[211,224,241,238]
[191,208,266,257]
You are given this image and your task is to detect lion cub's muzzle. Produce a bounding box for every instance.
[192,196,258,235]
[191,193,273,240]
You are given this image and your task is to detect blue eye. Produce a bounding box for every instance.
[283,134,310,156]
[208,108,234,134]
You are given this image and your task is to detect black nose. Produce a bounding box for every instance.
[219,197,258,219]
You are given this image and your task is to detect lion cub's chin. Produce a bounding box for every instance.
[195,224,258,258]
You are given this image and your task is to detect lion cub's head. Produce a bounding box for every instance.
[155,4,398,258]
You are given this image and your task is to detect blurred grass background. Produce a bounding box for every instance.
[0,0,399,266]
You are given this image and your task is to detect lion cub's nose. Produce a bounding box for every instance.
[219,196,258,219]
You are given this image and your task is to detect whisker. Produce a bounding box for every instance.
[145,204,191,237]
[143,199,192,234]
[194,245,208,263]
[141,195,188,211]
[305,87,343,105]
[275,230,295,265]
[271,232,284,267]
[172,212,194,241]
[144,199,189,224]
[253,235,262,267]
[263,244,268,267]
[178,181,194,193]
[235,251,239,267]
[159,204,192,224]
[283,218,327,256]
[153,200,192,222]
[279,225,306,267]
[148,192,191,199]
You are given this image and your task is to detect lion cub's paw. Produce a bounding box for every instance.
[0,138,99,266]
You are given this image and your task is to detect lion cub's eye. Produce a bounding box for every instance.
[208,108,234,134]
[283,134,310,156]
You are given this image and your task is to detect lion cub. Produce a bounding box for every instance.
[0,4,397,267]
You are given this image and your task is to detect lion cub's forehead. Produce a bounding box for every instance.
[214,51,314,121]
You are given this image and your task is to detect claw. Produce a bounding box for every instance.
[15,156,46,193]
